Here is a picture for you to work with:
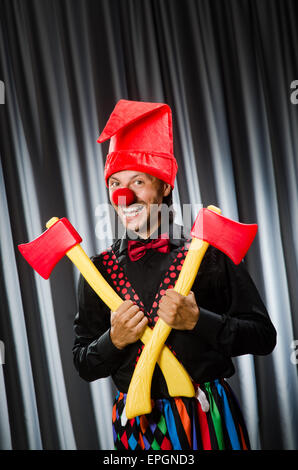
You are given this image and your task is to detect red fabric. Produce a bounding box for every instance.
[197,401,212,450]
[160,436,172,450]
[127,235,170,261]
[238,424,248,450]
[97,99,178,188]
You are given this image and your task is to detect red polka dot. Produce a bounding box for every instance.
[103,261,107,265]
[152,301,158,308]
[113,265,118,271]
[177,265,182,271]
[177,253,183,258]
[107,268,111,273]
[119,280,125,286]
[154,316,159,323]
[116,286,120,291]
[134,294,138,300]
[169,265,175,271]
[126,282,131,287]
[164,278,170,284]
[112,254,116,259]
[180,259,185,265]
[118,272,123,278]
[160,289,166,296]
[122,288,127,294]
[108,260,113,266]
[170,272,176,278]
[125,294,130,300]
[103,254,109,260]
[111,273,117,279]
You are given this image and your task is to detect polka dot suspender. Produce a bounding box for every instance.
[100,241,190,365]
[100,241,190,327]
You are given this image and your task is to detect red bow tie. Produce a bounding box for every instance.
[127,234,170,261]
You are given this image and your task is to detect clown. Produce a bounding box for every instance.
[73,99,276,450]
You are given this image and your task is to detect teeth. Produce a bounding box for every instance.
[122,205,144,216]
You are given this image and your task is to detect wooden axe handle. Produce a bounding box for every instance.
[125,206,221,419]
[46,218,194,399]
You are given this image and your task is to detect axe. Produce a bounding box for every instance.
[18,217,195,398]
[125,206,258,419]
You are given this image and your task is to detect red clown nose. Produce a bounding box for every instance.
[112,188,136,206]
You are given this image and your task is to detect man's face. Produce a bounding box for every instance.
[108,170,171,237]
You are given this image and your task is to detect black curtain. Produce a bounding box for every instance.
[0,0,297,450]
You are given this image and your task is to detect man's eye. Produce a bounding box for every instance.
[134,180,144,186]
[110,181,119,188]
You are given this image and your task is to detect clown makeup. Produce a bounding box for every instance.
[108,170,171,238]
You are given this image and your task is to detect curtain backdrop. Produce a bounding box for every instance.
[0,0,297,450]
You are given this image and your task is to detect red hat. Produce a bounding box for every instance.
[97,99,178,188]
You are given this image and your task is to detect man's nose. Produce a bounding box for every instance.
[112,187,136,206]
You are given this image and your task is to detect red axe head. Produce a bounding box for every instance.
[191,208,258,264]
[18,218,82,279]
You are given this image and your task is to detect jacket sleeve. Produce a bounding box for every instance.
[72,268,124,382]
[192,249,277,358]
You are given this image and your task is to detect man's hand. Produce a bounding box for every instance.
[157,289,200,330]
[110,300,148,350]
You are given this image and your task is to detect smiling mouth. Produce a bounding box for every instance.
[120,204,145,219]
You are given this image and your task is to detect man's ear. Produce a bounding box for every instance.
[163,184,171,197]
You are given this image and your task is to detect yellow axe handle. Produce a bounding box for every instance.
[46,218,195,398]
[125,206,221,419]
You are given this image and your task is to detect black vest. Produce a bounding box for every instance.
[100,240,190,366]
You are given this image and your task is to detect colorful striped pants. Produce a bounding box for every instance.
[112,379,250,450]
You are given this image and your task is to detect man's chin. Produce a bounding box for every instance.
[119,210,160,237]
[123,218,149,237]
[126,221,145,234]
